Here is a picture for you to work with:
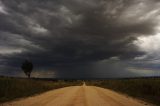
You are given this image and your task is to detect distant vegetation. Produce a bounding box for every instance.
[0,77,82,103]
[86,78,160,106]
[21,60,33,78]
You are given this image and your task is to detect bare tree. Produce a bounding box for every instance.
[21,60,33,78]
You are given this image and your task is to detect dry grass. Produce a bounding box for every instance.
[0,77,82,103]
[86,78,160,106]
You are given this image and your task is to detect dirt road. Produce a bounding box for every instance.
[2,83,152,106]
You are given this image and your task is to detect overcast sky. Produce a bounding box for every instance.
[0,0,160,78]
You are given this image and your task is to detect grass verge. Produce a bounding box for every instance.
[86,78,160,106]
[0,77,82,103]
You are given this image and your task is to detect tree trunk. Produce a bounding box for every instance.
[28,74,30,78]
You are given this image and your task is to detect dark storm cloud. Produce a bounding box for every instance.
[0,0,160,78]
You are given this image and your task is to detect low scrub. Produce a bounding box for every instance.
[0,77,81,103]
[86,78,160,106]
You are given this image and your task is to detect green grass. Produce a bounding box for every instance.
[0,77,82,103]
[86,78,160,106]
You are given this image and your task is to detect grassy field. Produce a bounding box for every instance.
[0,77,82,103]
[1,77,159,105]
[86,78,160,106]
